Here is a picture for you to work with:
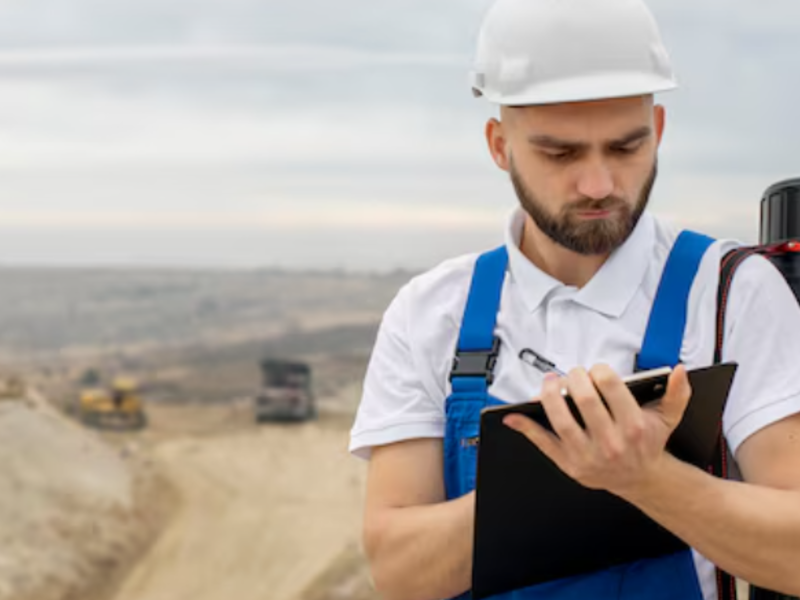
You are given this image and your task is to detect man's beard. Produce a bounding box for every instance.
[510,160,656,256]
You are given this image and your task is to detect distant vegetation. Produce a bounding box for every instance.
[0,268,412,355]
[0,268,413,405]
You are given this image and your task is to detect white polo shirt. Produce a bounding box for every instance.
[350,208,800,600]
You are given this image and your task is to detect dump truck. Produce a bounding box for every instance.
[255,360,316,422]
[79,376,147,430]
[0,375,26,400]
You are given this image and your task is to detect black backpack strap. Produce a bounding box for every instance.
[714,246,760,600]
[715,246,760,363]
[715,247,799,600]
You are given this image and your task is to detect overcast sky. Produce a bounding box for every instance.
[0,0,797,270]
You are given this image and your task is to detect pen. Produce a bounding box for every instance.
[519,348,567,377]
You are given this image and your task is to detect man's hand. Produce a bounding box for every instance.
[503,364,692,498]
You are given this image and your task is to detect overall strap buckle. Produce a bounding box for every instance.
[449,337,501,385]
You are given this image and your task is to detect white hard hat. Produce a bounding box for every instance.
[471,0,677,106]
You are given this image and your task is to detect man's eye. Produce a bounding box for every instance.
[545,151,573,162]
[613,144,641,155]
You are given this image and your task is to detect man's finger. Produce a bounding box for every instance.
[591,364,643,433]
[539,373,589,447]
[564,367,615,437]
[657,364,692,429]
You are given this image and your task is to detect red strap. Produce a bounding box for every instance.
[714,246,758,600]
[714,243,800,600]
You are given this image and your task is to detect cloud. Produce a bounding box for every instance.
[0,79,488,169]
[0,43,468,72]
[0,0,494,55]
[0,202,508,232]
[0,0,795,268]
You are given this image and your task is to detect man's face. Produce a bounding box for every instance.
[510,157,656,256]
[489,96,664,256]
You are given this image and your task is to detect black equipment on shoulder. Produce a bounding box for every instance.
[759,178,800,301]
[716,178,800,600]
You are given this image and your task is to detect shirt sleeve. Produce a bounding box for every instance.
[721,254,800,456]
[349,285,446,460]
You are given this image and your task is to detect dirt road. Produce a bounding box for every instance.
[110,410,368,600]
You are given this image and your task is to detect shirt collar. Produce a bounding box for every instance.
[505,209,564,313]
[504,207,655,318]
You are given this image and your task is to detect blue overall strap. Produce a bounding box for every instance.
[637,231,715,371]
[449,246,508,394]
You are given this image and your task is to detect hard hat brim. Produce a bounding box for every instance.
[473,71,678,106]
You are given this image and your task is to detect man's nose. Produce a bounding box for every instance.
[576,159,615,201]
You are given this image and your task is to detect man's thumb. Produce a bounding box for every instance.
[661,364,692,428]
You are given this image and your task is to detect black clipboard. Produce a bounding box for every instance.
[472,362,738,600]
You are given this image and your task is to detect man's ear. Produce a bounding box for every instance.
[486,117,511,172]
[654,104,666,145]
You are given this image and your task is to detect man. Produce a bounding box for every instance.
[349,0,800,598]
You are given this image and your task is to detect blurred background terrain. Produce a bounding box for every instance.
[0,268,411,600]
[0,268,409,405]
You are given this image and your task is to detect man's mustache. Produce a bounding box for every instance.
[565,197,628,212]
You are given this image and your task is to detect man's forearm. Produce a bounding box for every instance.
[365,492,475,600]
[622,455,800,595]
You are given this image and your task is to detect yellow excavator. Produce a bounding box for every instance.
[79,376,147,430]
[0,375,26,400]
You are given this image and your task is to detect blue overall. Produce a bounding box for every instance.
[445,232,716,600]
